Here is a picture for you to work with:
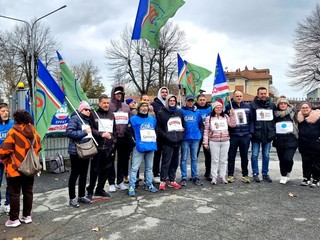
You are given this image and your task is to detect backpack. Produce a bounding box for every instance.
[49,153,67,174]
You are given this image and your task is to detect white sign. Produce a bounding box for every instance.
[210,118,228,130]
[82,124,92,139]
[276,121,294,134]
[256,109,273,121]
[98,119,113,133]
[167,117,184,132]
[114,112,129,125]
[140,129,157,142]
[234,109,247,125]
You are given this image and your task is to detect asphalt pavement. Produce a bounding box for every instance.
[1,150,320,240]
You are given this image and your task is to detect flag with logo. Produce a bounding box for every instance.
[35,59,65,140]
[57,51,90,111]
[177,53,212,96]
[211,53,230,107]
[132,0,185,48]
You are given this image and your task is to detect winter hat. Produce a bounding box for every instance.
[78,101,91,112]
[125,98,134,105]
[137,101,148,109]
[276,96,290,107]
[211,101,222,109]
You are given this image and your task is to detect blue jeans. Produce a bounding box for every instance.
[0,163,10,205]
[129,148,154,188]
[180,140,200,179]
[251,141,271,175]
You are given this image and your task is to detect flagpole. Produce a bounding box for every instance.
[65,96,99,146]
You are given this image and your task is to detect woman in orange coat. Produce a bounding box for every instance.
[0,110,41,228]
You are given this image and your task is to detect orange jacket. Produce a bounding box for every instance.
[0,123,41,177]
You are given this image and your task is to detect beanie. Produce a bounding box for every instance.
[78,101,91,113]
[276,96,290,107]
[137,101,148,109]
[211,101,222,109]
[125,98,134,105]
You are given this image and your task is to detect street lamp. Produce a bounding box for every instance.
[0,5,67,115]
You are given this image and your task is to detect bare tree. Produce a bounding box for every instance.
[72,60,105,98]
[0,20,60,99]
[288,4,320,93]
[105,22,188,96]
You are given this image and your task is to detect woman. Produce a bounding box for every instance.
[297,102,320,187]
[66,101,93,207]
[203,101,236,185]
[0,110,41,228]
[273,96,298,184]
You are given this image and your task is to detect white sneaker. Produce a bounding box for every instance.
[286,173,290,182]
[109,185,116,193]
[280,176,288,184]
[4,205,10,214]
[116,182,128,190]
[153,177,160,183]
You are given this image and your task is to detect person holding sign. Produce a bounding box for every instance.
[127,101,158,196]
[87,95,116,199]
[225,90,254,184]
[272,96,298,185]
[250,87,276,183]
[297,102,320,187]
[203,101,237,185]
[156,94,185,190]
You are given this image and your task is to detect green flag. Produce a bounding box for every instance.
[132,0,185,48]
[56,51,90,111]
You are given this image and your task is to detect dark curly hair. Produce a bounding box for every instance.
[13,109,33,124]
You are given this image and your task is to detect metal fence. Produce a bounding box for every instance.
[43,135,69,160]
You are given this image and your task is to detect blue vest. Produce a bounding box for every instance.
[130,115,157,152]
[180,108,202,140]
[197,107,212,123]
[0,119,14,146]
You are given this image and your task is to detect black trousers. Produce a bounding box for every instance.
[160,145,180,182]
[301,151,320,181]
[276,147,296,176]
[153,140,163,177]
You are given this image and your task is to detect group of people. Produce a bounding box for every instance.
[1,85,320,228]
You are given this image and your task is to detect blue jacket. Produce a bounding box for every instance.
[194,102,212,123]
[225,99,254,137]
[180,106,203,140]
[130,113,157,152]
[66,111,92,155]
[0,119,14,146]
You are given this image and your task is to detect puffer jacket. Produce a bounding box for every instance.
[66,111,92,155]
[297,109,320,153]
[203,114,237,144]
[0,123,41,177]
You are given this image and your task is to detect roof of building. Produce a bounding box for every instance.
[226,66,272,82]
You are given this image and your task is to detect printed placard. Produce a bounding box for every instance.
[140,129,157,142]
[256,109,273,121]
[82,124,92,139]
[114,112,129,125]
[210,119,228,130]
[98,119,113,133]
[167,117,184,132]
[276,121,293,134]
[234,109,247,125]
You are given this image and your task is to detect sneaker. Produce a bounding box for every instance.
[192,178,203,186]
[227,176,235,183]
[5,219,21,227]
[95,190,111,198]
[204,173,212,181]
[153,176,161,183]
[180,178,187,187]
[124,176,129,184]
[253,174,260,183]
[20,216,32,224]
[128,186,135,196]
[145,184,158,193]
[79,196,93,204]
[300,178,311,186]
[220,176,228,184]
[109,184,116,192]
[310,180,320,188]
[280,176,288,185]
[168,181,181,189]
[4,205,10,214]
[211,177,217,185]
[86,194,93,200]
[263,175,272,183]
[242,176,251,183]
[116,182,128,190]
[69,198,80,208]
[159,181,166,190]
[286,173,291,182]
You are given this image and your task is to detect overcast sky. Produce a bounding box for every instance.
[0,0,319,98]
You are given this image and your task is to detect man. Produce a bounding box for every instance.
[87,95,116,198]
[156,94,185,190]
[250,87,276,182]
[108,86,131,191]
[0,103,14,215]
[180,95,204,186]
[151,86,169,183]
[194,93,212,180]
[127,101,158,196]
[225,90,253,183]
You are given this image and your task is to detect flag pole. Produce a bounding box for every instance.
[65,96,99,146]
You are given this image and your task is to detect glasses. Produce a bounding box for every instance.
[84,109,91,112]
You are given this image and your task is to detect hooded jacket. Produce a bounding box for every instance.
[0,118,14,146]
[156,94,185,147]
[151,87,169,114]
[297,109,320,153]
[180,105,203,140]
[109,86,131,138]
[0,123,41,177]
